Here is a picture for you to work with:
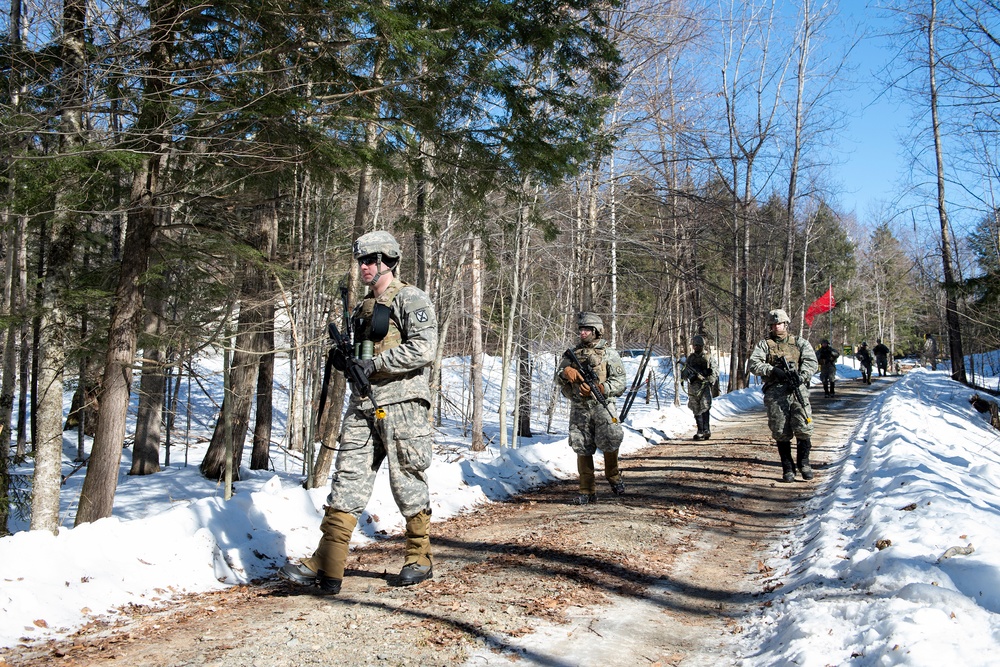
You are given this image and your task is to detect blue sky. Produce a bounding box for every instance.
[830,2,910,220]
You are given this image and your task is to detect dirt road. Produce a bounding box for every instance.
[4,376,891,667]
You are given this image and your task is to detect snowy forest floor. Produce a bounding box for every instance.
[3,377,888,667]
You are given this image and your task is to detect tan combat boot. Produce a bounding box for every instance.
[399,510,433,586]
[287,508,356,594]
[604,449,625,495]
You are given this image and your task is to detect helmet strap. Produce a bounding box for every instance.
[366,252,391,287]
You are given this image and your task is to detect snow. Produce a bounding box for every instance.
[738,366,1000,666]
[5,351,1000,667]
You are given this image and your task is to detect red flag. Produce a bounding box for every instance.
[804,287,836,326]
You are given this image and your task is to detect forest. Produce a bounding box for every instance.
[3,0,1000,535]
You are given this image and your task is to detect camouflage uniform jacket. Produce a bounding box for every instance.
[816,345,839,371]
[354,278,437,408]
[556,340,627,405]
[681,350,719,389]
[748,333,819,388]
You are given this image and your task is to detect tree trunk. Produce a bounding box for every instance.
[470,235,485,451]
[32,0,88,533]
[250,301,275,470]
[783,1,810,310]
[74,174,160,524]
[200,200,277,481]
[74,0,175,524]
[516,310,532,438]
[927,0,966,383]
[130,301,168,475]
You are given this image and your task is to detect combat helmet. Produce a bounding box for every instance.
[692,334,706,347]
[353,230,401,261]
[766,309,791,325]
[577,311,604,337]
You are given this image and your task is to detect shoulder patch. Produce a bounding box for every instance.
[415,308,428,322]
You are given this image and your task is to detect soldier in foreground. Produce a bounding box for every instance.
[556,312,627,504]
[681,335,719,440]
[817,339,839,397]
[280,230,438,593]
[748,309,819,483]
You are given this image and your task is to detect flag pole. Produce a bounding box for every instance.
[828,281,833,347]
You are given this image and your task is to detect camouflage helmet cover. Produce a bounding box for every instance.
[577,311,604,337]
[353,230,401,260]
[766,309,791,325]
[820,338,830,345]
[692,334,706,347]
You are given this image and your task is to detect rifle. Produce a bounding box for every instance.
[777,356,811,424]
[316,289,386,425]
[563,348,619,424]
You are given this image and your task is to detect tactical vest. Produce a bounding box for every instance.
[355,279,407,356]
[687,351,710,376]
[575,344,608,384]
[765,335,801,367]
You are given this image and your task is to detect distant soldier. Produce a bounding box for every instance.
[856,342,873,385]
[748,309,819,483]
[922,334,938,370]
[681,335,719,440]
[816,339,839,397]
[556,312,627,505]
[872,339,891,377]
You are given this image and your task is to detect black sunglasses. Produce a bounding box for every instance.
[357,255,379,266]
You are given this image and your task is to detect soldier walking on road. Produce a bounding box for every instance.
[922,334,938,370]
[816,339,839,397]
[748,309,819,483]
[556,312,627,505]
[280,230,438,593]
[873,339,891,377]
[681,335,719,440]
[856,341,873,385]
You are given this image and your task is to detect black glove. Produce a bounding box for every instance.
[357,358,376,378]
[695,373,705,382]
[771,366,790,383]
[788,372,803,387]
[331,348,348,373]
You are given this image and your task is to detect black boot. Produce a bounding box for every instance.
[822,381,829,396]
[692,413,704,441]
[830,382,835,396]
[702,412,711,440]
[777,441,795,482]
[796,439,814,480]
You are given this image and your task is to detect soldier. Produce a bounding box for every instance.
[280,230,438,593]
[748,309,819,483]
[816,339,839,397]
[872,339,891,377]
[556,312,627,504]
[922,334,938,370]
[681,335,719,440]
[856,341,873,385]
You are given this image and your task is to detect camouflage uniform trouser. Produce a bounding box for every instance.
[687,381,712,416]
[327,399,433,520]
[763,386,813,441]
[568,400,624,456]
[820,366,836,384]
